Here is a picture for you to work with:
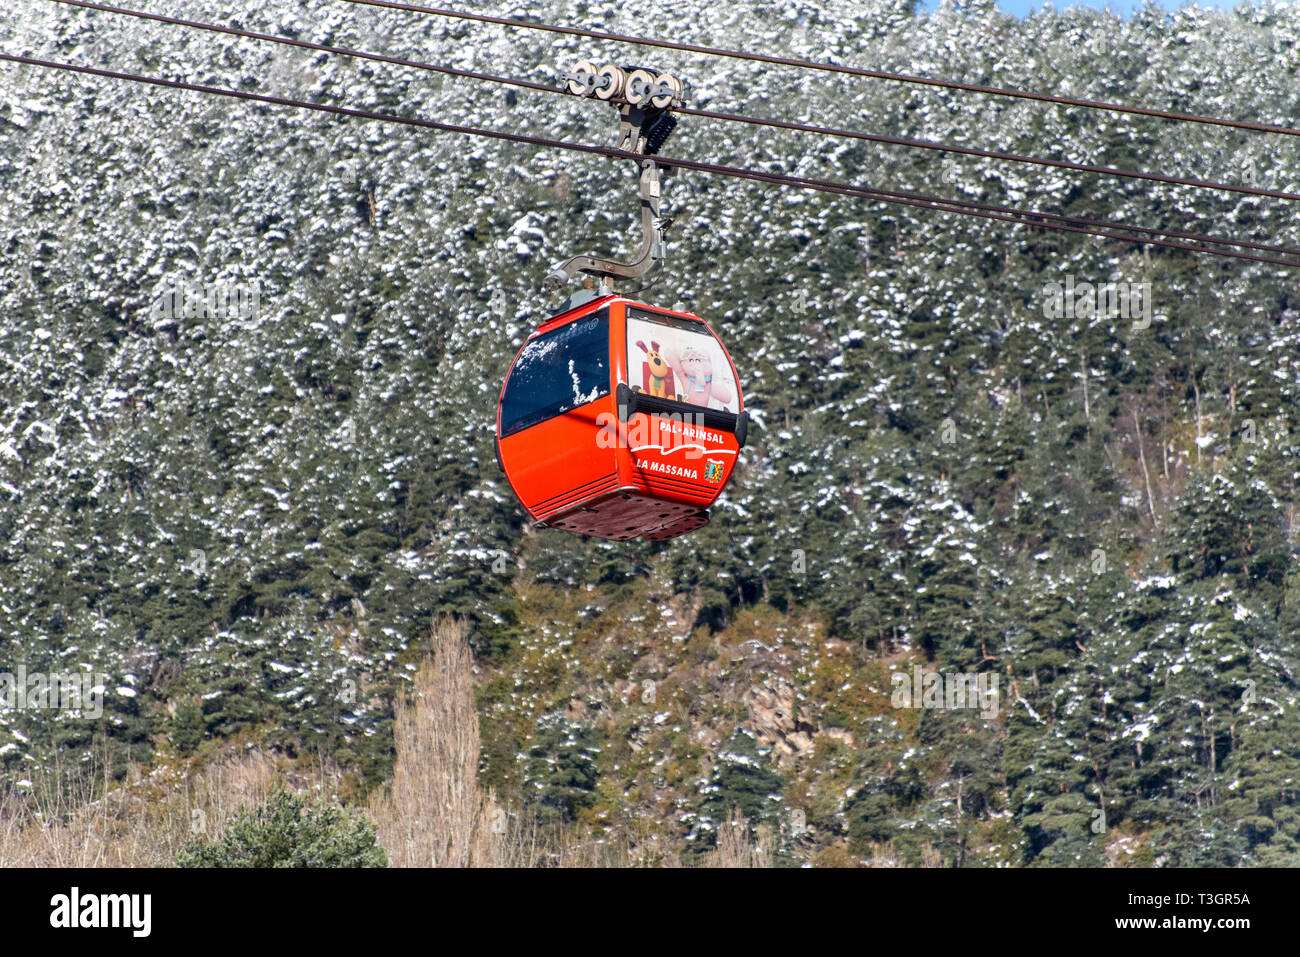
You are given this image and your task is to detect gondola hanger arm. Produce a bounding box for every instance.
[545,63,684,295]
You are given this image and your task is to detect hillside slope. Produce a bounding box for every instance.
[2,0,1300,865]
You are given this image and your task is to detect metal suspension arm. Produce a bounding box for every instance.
[546,72,682,293]
[546,159,663,288]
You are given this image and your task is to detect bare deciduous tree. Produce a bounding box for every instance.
[371,617,483,867]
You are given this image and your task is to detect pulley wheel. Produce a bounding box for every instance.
[625,69,657,106]
[594,64,626,100]
[566,60,598,96]
[649,73,683,109]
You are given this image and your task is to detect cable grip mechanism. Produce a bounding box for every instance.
[545,61,685,296]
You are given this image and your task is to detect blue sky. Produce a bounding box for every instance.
[923,0,1251,16]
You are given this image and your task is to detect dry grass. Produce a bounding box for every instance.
[1,617,775,868]
[865,840,946,868]
[696,811,774,868]
[0,741,343,867]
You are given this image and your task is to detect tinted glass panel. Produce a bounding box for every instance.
[500,311,610,437]
[626,308,738,412]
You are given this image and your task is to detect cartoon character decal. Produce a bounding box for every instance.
[666,343,733,409]
[626,311,737,413]
[633,339,674,398]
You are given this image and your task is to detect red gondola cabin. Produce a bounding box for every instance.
[495,295,748,541]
